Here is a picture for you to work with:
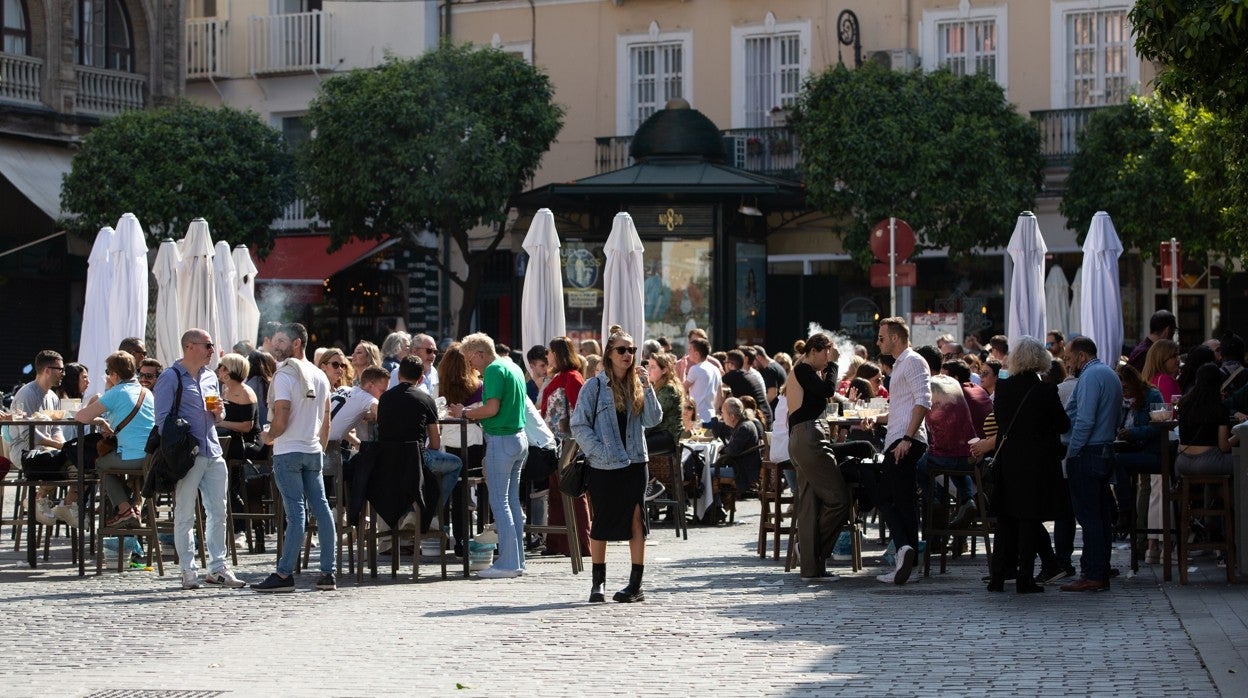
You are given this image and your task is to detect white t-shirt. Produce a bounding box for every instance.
[329,386,377,443]
[272,359,332,456]
[686,360,721,423]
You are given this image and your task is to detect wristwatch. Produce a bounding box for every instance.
[902,435,916,443]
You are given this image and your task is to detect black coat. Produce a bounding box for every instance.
[346,441,437,531]
[990,373,1071,521]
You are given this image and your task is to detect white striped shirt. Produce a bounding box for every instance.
[885,346,933,447]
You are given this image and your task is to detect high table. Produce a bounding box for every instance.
[6,417,90,576]
[680,439,719,521]
[437,417,473,578]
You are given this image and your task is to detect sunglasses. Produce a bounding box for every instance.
[612,346,638,355]
[192,342,215,351]
[327,361,346,369]
[139,372,159,380]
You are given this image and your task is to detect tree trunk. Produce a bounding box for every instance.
[454,255,484,339]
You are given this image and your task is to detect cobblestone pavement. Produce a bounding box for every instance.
[0,501,1238,697]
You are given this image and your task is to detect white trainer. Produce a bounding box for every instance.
[35,498,57,526]
[181,570,201,590]
[52,502,80,528]
[476,566,521,579]
[204,566,247,588]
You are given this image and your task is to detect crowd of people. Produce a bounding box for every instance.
[2,307,1241,599]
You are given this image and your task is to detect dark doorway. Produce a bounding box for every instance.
[766,274,839,354]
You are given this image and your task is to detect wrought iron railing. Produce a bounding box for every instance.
[75,66,145,115]
[187,18,227,79]
[249,10,333,75]
[0,52,42,104]
[595,126,801,178]
[272,198,321,231]
[1031,107,1104,166]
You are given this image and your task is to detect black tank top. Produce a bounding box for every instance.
[789,362,837,432]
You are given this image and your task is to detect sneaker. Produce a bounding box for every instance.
[894,544,917,585]
[204,567,247,588]
[316,573,337,591]
[644,480,666,502]
[876,571,896,584]
[476,566,521,579]
[181,570,201,590]
[800,572,841,582]
[253,573,295,593]
[52,502,80,528]
[1042,566,1077,584]
[106,509,139,529]
[398,511,419,531]
[948,500,977,528]
[35,497,56,525]
[234,532,248,549]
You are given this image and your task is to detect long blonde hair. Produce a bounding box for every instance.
[604,329,644,414]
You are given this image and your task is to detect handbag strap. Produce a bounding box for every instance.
[112,387,147,437]
[994,384,1037,454]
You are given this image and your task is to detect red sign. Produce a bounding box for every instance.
[1160,240,1182,285]
[870,262,917,288]
[869,218,916,261]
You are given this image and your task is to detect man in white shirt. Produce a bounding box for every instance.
[387,333,440,397]
[255,323,337,593]
[872,317,932,585]
[8,350,68,526]
[325,365,388,489]
[683,337,721,426]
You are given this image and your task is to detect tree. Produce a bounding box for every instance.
[795,63,1043,265]
[1061,95,1232,259]
[1131,0,1248,246]
[61,101,295,248]
[301,44,565,335]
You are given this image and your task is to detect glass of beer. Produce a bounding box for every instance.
[205,394,221,411]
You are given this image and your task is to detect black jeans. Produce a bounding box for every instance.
[879,438,926,551]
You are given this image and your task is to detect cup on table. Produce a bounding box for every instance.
[205,394,221,411]
[1149,402,1172,422]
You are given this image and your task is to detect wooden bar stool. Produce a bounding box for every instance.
[757,458,794,559]
[922,462,992,577]
[94,455,164,575]
[1178,474,1236,584]
[645,451,688,540]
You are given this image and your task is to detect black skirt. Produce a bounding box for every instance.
[587,461,649,541]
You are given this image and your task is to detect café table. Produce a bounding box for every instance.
[680,439,719,521]
[5,417,91,575]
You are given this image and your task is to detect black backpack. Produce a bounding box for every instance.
[142,369,201,495]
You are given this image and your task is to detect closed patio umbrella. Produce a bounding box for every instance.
[1069,267,1083,336]
[153,238,183,369]
[1045,265,1070,340]
[601,212,646,344]
[1079,211,1124,361]
[178,218,218,352]
[107,213,149,355]
[520,208,566,355]
[213,240,238,355]
[80,226,114,400]
[233,245,261,349]
[1006,212,1047,348]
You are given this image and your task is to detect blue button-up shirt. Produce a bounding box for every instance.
[1065,358,1122,458]
[154,360,222,458]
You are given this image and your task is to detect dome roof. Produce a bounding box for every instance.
[628,98,725,163]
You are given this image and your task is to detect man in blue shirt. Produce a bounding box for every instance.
[1060,336,1122,592]
[155,328,245,590]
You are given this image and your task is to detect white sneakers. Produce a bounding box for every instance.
[182,570,201,590]
[51,502,80,528]
[877,544,918,585]
[35,498,56,526]
[476,566,521,579]
[205,566,247,588]
[398,511,419,531]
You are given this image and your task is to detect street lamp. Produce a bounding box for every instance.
[837,10,862,69]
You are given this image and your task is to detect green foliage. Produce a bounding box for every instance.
[60,101,295,250]
[795,63,1043,266]
[301,43,564,332]
[1130,0,1248,115]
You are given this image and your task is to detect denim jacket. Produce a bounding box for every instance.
[569,374,662,470]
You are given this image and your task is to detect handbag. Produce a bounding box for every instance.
[983,384,1037,490]
[558,442,588,497]
[644,427,677,456]
[21,449,69,481]
[147,369,200,489]
[96,387,147,458]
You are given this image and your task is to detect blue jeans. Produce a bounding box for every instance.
[484,431,528,572]
[173,454,229,573]
[1067,444,1115,581]
[423,448,463,511]
[273,451,337,576]
[916,454,974,505]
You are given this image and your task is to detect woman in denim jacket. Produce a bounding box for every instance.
[570,328,662,603]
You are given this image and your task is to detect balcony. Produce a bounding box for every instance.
[187,18,227,79]
[1031,107,1104,167]
[272,198,320,231]
[75,66,145,115]
[595,126,802,179]
[249,11,333,76]
[0,52,42,104]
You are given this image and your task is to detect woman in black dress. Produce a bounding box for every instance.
[986,336,1070,593]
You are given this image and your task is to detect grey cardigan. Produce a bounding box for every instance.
[569,373,662,470]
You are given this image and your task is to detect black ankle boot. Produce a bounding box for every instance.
[613,563,645,603]
[589,563,606,603]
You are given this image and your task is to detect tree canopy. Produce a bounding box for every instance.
[301,43,565,334]
[795,63,1043,265]
[1061,95,1232,260]
[61,101,295,248]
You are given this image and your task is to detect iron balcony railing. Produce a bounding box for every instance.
[1031,106,1104,166]
[272,198,321,231]
[595,125,801,179]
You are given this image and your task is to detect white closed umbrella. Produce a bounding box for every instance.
[1044,265,1071,340]
[80,226,114,400]
[213,240,238,355]
[153,238,183,369]
[1006,212,1048,348]
[1079,211,1125,362]
[233,245,261,349]
[601,212,646,344]
[520,208,566,355]
[107,213,149,355]
[178,218,218,351]
[1069,267,1083,335]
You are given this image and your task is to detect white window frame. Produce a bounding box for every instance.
[730,15,811,129]
[1050,1,1138,108]
[490,33,532,63]
[615,27,692,136]
[919,3,1008,90]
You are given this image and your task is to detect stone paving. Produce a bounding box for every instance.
[0,501,1240,697]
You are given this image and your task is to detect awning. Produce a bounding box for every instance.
[0,138,76,222]
[254,234,396,285]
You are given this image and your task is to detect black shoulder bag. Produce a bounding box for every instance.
[558,378,601,498]
[143,369,201,493]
